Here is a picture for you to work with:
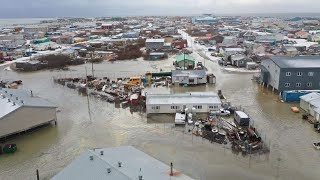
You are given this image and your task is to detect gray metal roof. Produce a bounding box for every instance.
[0,88,56,119]
[300,92,320,102]
[0,88,56,108]
[270,56,320,68]
[0,96,21,120]
[52,146,194,180]
[146,92,221,105]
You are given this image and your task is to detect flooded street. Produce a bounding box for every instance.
[1,45,320,180]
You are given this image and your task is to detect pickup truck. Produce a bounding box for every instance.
[209,109,231,117]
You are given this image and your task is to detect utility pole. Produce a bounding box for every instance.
[91,50,94,78]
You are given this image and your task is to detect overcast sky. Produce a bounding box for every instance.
[1,0,320,18]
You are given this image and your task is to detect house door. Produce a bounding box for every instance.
[183,105,186,112]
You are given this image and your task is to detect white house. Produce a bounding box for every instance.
[172,70,207,85]
[255,33,283,43]
[0,39,25,49]
[24,26,49,34]
[300,92,320,121]
[220,47,245,57]
[146,92,221,114]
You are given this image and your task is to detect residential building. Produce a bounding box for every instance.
[172,40,188,49]
[0,34,24,41]
[295,31,309,39]
[221,36,237,47]
[24,26,49,33]
[0,39,25,49]
[283,46,298,56]
[230,54,248,67]
[52,146,194,180]
[145,39,165,50]
[260,56,320,92]
[255,33,283,43]
[300,92,320,121]
[172,70,207,85]
[175,54,195,69]
[0,88,57,139]
[146,93,221,114]
[192,17,217,24]
[220,47,245,57]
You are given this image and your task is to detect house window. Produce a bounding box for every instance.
[171,106,179,110]
[198,105,202,109]
[285,83,290,87]
[152,106,160,110]
[308,72,314,76]
[297,72,302,76]
[286,72,291,76]
[214,105,219,109]
[296,83,301,87]
[307,82,312,87]
[209,106,214,109]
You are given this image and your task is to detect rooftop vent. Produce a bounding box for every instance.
[10,94,12,97]
[1,94,5,99]
[20,100,24,104]
[12,102,16,106]
[8,99,11,102]
[89,155,94,161]
[16,97,18,100]
[139,175,143,180]
[100,151,104,155]
[107,168,111,174]
[118,162,122,167]
[5,90,7,93]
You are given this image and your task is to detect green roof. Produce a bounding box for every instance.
[175,54,195,62]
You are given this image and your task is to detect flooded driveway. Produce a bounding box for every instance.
[0,49,320,180]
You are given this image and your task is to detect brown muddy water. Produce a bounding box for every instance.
[0,54,320,180]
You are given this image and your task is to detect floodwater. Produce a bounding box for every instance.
[0,44,320,180]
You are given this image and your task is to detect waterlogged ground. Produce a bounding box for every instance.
[0,42,320,180]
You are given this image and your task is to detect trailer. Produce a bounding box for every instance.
[234,111,250,126]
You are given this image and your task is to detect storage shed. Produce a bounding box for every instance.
[0,88,57,139]
[234,111,250,126]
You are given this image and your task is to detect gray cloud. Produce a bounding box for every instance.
[0,0,320,18]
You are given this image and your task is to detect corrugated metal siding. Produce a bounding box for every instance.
[0,107,56,138]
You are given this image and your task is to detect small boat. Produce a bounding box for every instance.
[291,107,300,113]
[313,142,320,150]
[0,144,17,154]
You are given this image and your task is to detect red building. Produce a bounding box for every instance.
[173,40,188,49]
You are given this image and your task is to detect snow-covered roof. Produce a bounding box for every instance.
[146,39,165,43]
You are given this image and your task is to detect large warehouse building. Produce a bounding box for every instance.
[0,88,57,139]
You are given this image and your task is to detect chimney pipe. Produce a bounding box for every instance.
[36,169,40,180]
[170,162,173,176]
[118,162,122,167]
[89,155,93,160]
[100,151,104,155]
[107,168,111,174]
